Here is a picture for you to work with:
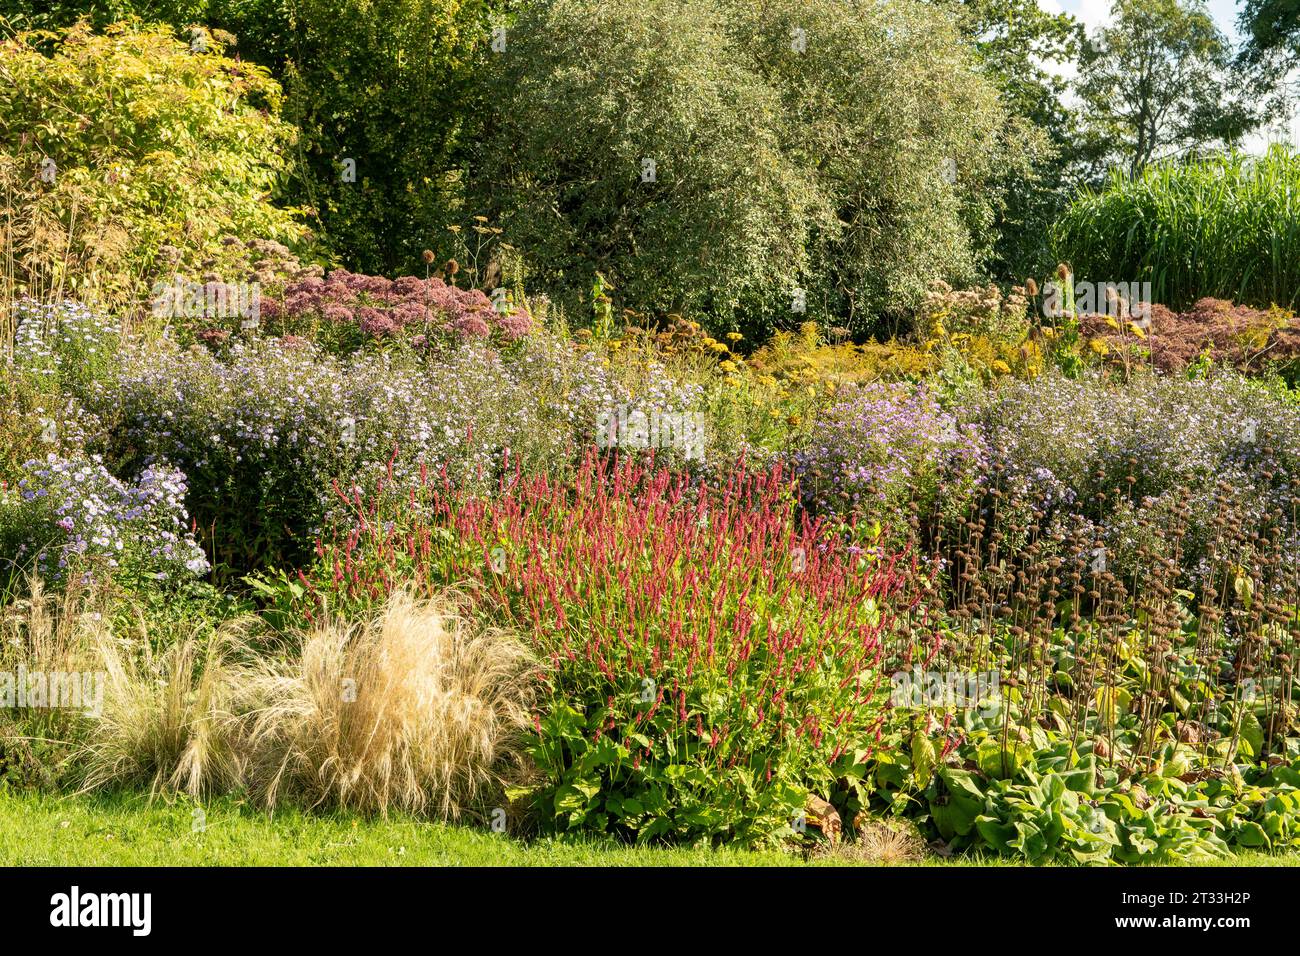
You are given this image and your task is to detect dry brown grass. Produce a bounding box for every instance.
[0,578,117,786]
[79,619,249,798]
[2,585,537,817]
[0,578,102,676]
[238,590,536,818]
[0,578,245,796]
[815,819,927,865]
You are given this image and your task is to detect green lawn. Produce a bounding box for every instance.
[0,791,820,866]
[0,790,1297,867]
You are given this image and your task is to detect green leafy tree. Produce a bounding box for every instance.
[473,0,820,330]
[957,0,1080,131]
[1239,0,1300,67]
[725,0,1041,332]
[1076,0,1263,177]
[0,3,482,272]
[0,2,292,67]
[475,0,1034,334]
[1237,0,1300,135]
[283,0,488,274]
[0,21,305,311]
[953,0,1085,280]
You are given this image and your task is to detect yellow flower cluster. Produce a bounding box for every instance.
[920,280,1043,380]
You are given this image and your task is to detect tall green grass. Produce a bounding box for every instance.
[1053,145,1300,311]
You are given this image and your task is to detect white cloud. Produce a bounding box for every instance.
[1074,0,1115,35]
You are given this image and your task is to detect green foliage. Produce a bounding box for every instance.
[1,3,490,276]
[954,0,1083,281]
[283,0,487,274]
[529,703,811,848]
[473,0,817,336]
[0,21,306,314]
[475,0,1033,336]
[1075,0,1262,177]
[0,2,292,67]
[1238,0,1300,70]
[865,703,1300,864]
[918,739,1300,864]
[1053,146,1300,311]
[956,0,1079,129]
[276,454,912,847]
[0,374,101,486]
[726,0,1039,335]
[0,2,203,27]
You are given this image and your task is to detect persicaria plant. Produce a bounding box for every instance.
[285,452,922,846]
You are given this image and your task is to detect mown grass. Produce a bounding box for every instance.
[0,790,811,867]
[0,790,1296,867]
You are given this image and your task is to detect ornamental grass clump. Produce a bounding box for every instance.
[80,621,249,799]
[71,590,536,818]
[290,452,920,846]
[0,578,111,788]
[1053,146,1300,312]
[0,578,248,798]
[240,590,536,818]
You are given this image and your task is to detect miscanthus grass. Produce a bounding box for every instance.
[1054,145,1300,312]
